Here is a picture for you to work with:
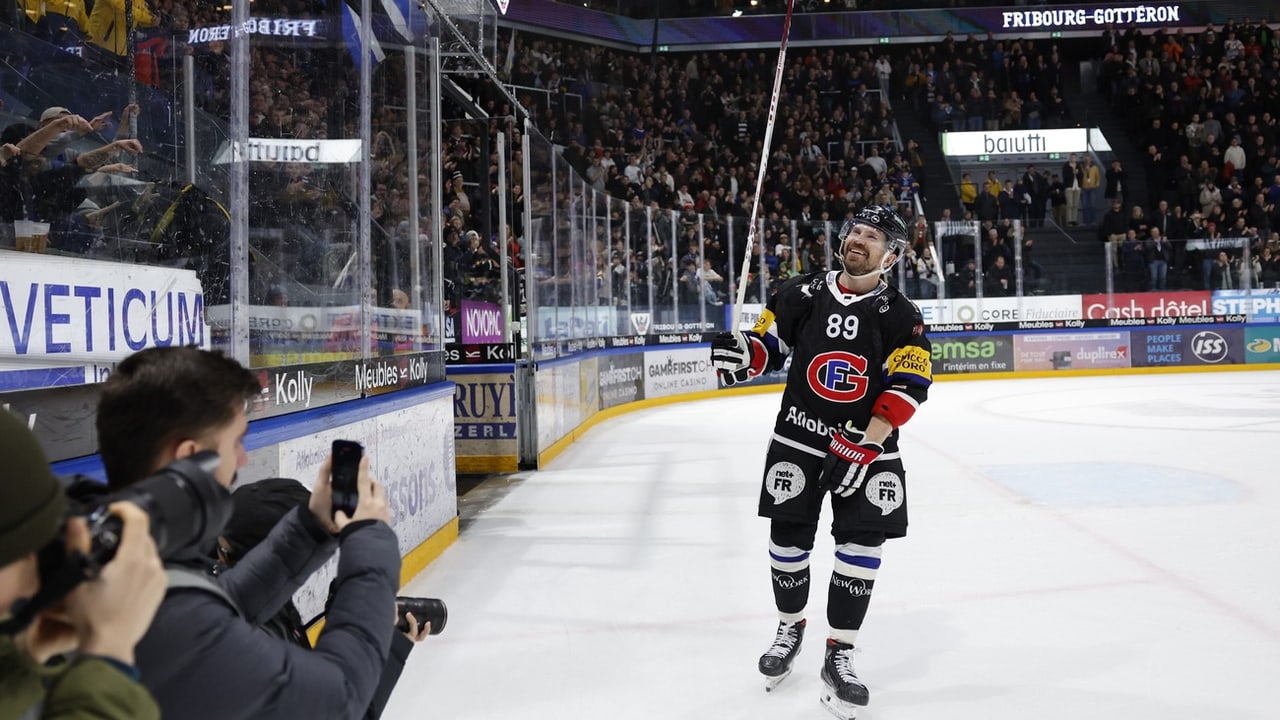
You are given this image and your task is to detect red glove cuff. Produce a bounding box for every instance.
[747,334,769,378]
[828,430,881,465]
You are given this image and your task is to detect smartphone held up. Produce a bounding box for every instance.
[330,440,363,519]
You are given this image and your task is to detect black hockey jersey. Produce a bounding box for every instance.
[751,271,932,453]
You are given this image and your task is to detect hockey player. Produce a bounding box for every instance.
[710,204,932,719]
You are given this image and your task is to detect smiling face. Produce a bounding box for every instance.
[839,222,892,278]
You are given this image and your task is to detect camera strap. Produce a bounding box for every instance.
[164,567,243,617]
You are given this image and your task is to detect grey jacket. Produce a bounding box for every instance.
[133,507,399,720]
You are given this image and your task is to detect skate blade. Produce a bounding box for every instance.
[820,689,859,719]
[763,667,792,692]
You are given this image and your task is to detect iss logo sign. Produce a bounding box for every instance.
[1186,328,1242,365]
[1189,331,1229,363]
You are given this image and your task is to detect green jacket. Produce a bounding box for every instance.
[0,635,159,720]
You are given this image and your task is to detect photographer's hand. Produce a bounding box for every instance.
[401,612,432,642]
[63,503,167,666]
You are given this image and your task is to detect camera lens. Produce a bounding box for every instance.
[395,596,448,635]
[89,451,233,566]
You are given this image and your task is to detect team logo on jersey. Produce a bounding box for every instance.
[766,461,805,504]
[806,351,869,403]
[865,472,903,516]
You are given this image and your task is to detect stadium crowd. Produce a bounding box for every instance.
[1094,19,1280,290]
[5,1,1277,316]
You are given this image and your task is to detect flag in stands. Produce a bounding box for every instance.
[341,1,385,70]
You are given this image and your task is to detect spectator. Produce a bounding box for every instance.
[217,478,432,720]
[1146,226,1172,291]
[1120,229,1148,291]
[1062,154,1083,225]
[0,409,166,720]
[1224,136,1247,177]
[948,257,978,298]
[1081,156,1102,225]
[1209,249,1236,289]
[1104,159,1127,207]
[85,0,157,69]
[958,172,977,215]
[93,346,401,720]
[984,254,1014,296]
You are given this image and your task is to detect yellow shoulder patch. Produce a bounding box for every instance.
[887,345,933,382]
[751,309,776,335]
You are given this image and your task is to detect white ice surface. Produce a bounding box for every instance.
[384,371,1280,720]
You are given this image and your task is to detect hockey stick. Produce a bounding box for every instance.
[730,0,796,330]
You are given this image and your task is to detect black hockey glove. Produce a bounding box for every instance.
[819,422,883,498]
[710,331,767,386]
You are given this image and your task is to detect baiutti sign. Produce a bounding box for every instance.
[941,129,1088,157]
[212,138,363,165]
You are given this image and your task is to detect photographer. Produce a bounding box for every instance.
[0,410,166,720]
[93,346,401,720]
[217,478,432,719]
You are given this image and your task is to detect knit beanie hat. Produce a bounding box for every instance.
[0,411,66,567]
[221,478,310,564]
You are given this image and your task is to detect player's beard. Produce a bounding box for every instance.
[839,240,890,280]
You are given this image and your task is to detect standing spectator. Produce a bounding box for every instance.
[1209,249,1236,289]
[958,172,977,216]
[85,0,157,70]
[1062,154,1083,225]
[1105,159,1127,207]
[1049,173,1067,227]
[1081,156,1102,224]
[1259,245,1280,288]
[874,55,892,101]
[1120,229,1148,291]
[1146,226,1172,291]
[1223,136,1247,178]
[998,180,1021,222]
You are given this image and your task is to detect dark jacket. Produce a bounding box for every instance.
[0,635,160,720]
[263,595,414,719]
[133,507,399,720]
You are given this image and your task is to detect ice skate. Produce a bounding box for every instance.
[758,619,805,691]
[819,639,868,719]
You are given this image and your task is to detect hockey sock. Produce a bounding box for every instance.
[826,540,883,644]
[769,539,811,622]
